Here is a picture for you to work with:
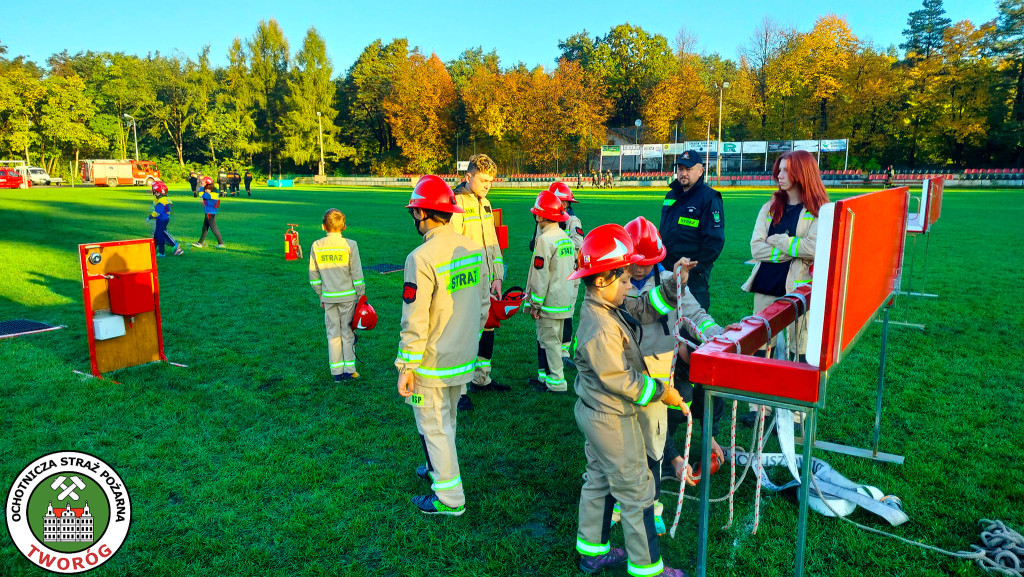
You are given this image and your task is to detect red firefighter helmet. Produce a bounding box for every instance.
[200,175,214,187]
[351,295,378,330]
[407,175,463,213]
[530,190,569,222]
[567,223,643,280]
[151,180,169,195]
[548,181,577,203]
[624,216,666,266]
[485,286,526,329]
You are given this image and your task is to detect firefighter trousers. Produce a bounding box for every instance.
[473,329,495,385]
[574,400,663,575]
[324,301,357,375]
[411,383,465,508]
[536,317,566,391]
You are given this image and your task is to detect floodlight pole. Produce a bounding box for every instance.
[715,82,729,185]
[24,118,32,167]
[123,114,139,161]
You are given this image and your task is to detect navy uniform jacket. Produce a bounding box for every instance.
[658,175,725,276]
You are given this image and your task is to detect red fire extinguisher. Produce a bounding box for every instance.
[285,224,302,261]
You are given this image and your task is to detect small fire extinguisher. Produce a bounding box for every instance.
[285,224,302,261]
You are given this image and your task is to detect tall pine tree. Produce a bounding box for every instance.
[901,0,952,59]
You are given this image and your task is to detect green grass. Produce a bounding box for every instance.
[1,183,1022,576]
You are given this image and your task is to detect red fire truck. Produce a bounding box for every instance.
[79,159,162,187]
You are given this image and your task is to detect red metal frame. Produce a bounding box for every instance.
[79,239,166,377]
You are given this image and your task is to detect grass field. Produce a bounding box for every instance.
[1,182,1022,577]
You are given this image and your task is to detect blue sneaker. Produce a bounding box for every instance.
[412,494,465,516]
[156,253,166,258]
[579,548,627,574]
[655,514,667,536]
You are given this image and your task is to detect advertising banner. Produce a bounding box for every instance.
[663,143,686,155]
[794,140,820,152]
[820,139,848,152]
[743,141,768,154]
[719,141,743,154]
[684,141,718,154]
[601,145,621,157]
[620,144,641,156]
[642,144,663,158]
[768,140,793,153]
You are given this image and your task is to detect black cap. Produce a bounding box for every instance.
[673,150,703,168]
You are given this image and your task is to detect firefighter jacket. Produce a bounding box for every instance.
[150,196,172,222]
[217,170,228,184]
[525,222,577,319]
[451,182,504,283]
[573,276,681,417]
[626,268,723,379]
[565,211,585,251]
[741,201,819,295]
[308,233,365,304]
[659,176,725,276]
[394,224,490,387]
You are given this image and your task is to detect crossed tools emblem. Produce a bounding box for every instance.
[51,476,86,501]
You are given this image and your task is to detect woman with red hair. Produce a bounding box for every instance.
[739,150,830,426]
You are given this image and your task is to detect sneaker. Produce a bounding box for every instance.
[216,244,226,248]
[467,380,510,393]
[191,242,204,248]
[333,374,346,383]
[562,356,576,369]
[655,568,689,577]
[457,394,474,411]
[173,247,184,256]
[348,372,360,380]
[528,378,544,387]
[412,494,464,516]
[533,382,566,393]
[156,253,166,258]
[579,548,627,574]
[415,465,432,481]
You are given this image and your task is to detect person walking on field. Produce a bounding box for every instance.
[192,182,225,248]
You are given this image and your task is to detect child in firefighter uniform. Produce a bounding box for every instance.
[148,181,183,257]
[622,216,725,535]
[450,155,506,409]
[548,182,585,365]
[525,190,576,392]
[570,223,690,577]
[396,176,489,516]
[309,209,365,382]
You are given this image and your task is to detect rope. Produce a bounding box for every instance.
[752,407,767,534]
[724,399,738,530]
[669,263,693,539]
[669,410,693,539]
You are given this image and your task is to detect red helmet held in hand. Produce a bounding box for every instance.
[530,190,569,222]
[567,223,643,280]
[351,295,378,330]
[624,216,666,266]
[407,175,463,213]
[548,181,577,203]
[485,287,526,329]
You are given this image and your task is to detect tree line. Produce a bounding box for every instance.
[0,0,1021,180]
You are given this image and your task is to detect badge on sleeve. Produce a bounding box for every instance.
[534,256,545,269]
[402,282,417,303]
[575,227,583,236]
[713,210,721,224]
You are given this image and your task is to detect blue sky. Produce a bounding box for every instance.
[2,0,998,72]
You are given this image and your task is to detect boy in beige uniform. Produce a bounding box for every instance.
[548,182,585,365]
[309,209,365,382]
[450,154,506,409]
[396,176,489,516]
[570,223,690,577]
[525,190,576,393]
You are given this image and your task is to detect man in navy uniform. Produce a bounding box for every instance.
[658,151,725,311]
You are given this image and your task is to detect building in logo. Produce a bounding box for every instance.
[43,500,94,543]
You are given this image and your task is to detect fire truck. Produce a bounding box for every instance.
[79,159,162,187]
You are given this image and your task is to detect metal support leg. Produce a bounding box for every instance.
[794,408,816,577]
[696,387,714,577]
[872,307,890,459]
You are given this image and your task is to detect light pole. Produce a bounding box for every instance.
[714,81,729,183]
[123,113,139,161]
[635,118,642,175]
[316,111,325,182]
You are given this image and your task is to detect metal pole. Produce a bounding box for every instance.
[132,119,139,161]
[317,112,325,178]
[696,387,714,577]
[716,86,723,183]
[795,407,817,577]
[844,139,850,171]
[872,306,891,458]
[674,122,679,166]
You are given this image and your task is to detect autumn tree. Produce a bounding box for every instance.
[902,0,952,59]
[338,38,408,170]
[383,51,456,174]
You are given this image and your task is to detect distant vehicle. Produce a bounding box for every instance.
[0,168,30,189]
[79,159,162,187]
[14,166,53,186]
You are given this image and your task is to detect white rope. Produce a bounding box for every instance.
[668,263,693,539]
[724,399,738,530]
